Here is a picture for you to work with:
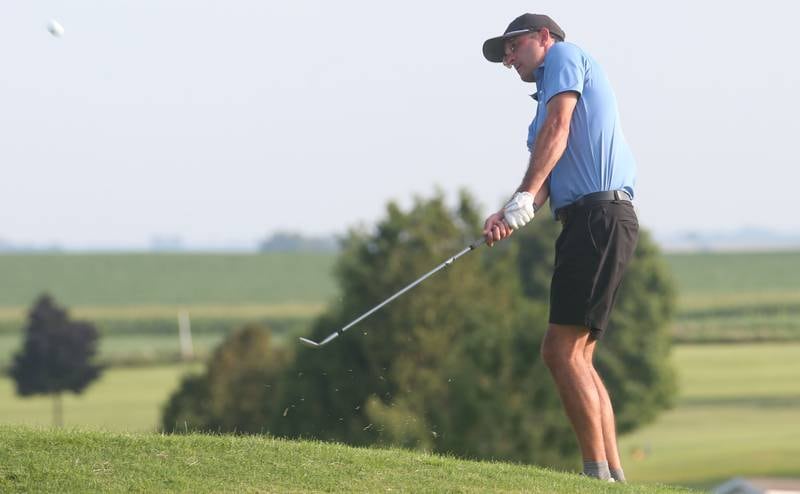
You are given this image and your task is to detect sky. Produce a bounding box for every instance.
[1,1,798,250]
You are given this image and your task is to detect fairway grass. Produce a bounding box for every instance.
[0,427,690,493]
[619,343,800,488]
[0,364,200,431]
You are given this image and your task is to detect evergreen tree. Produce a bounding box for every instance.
[10,294,103,427]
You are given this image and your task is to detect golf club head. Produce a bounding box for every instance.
[298,337,321,348]
[298,332,340,349]
[296,239,483,352]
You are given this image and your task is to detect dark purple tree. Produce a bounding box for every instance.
[10,294,103,426]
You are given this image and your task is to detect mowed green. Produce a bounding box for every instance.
[0,427,690,494]
[619,343,800,488]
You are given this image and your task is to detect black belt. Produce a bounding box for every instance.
[555,190,631,223]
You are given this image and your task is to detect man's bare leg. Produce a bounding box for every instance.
[540,323,608,476]
[584,338,625,481]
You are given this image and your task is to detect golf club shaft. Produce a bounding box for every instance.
[301,237,485,347]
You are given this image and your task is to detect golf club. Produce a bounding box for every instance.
[299,237,486,349]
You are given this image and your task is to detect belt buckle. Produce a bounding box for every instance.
[613,190,630,201]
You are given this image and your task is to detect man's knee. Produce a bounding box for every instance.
[540,337,563,371]
[540,323,589,372]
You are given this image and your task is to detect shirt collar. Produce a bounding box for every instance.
[529,64,547,101]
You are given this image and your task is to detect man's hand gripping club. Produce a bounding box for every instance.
[483,191,536,246]
[504,191,536,229]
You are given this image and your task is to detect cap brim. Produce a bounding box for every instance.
[482,36,505,63]
[482,29,532,63]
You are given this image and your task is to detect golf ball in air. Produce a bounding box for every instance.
[47,19,64,37]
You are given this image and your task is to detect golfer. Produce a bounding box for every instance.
[481,14,638,482]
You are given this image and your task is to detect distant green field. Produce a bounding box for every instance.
[620,343,800,488]
[0,311,318,367]
[664,251,800,342]
[664,251,800,295]
[0,252,337,307]
[0,252,336,366]
[2,250,796,309]
[0,363,200,431]
[1,250,799,366]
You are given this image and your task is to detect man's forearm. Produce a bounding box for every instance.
[517,117,569,198]
[533,183,550,211]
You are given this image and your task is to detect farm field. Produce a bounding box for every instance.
[0,253,337,307]
[0,252,335,366]
[0,306,320,367]
[2,250,800,364]
[2,250,796,311]
[665,251,800,342]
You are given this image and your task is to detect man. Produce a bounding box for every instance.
[480,14,639,482]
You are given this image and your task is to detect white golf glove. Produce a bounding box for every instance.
[503,192,535,230]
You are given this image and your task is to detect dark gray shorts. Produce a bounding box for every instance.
[549,200,639,339]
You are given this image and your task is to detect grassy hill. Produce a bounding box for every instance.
[3,343,798,488]
[0,426,690,493]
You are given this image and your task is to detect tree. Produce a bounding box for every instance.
[163,190,677,469]
[162,324,290,433]
[269,191,676,467]
[10,294,103,426]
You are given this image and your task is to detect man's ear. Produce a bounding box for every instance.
[538,27,551,46]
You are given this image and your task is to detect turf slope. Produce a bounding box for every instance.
[0,426,691,493]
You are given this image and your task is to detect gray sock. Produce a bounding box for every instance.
[611,467,626,483]
[582,460,611,480]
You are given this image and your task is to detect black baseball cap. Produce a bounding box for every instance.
[482,14,566,63]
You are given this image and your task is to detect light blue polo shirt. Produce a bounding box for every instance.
[526,42,636,215]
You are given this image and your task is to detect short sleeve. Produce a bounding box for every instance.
[541,43,586,103]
